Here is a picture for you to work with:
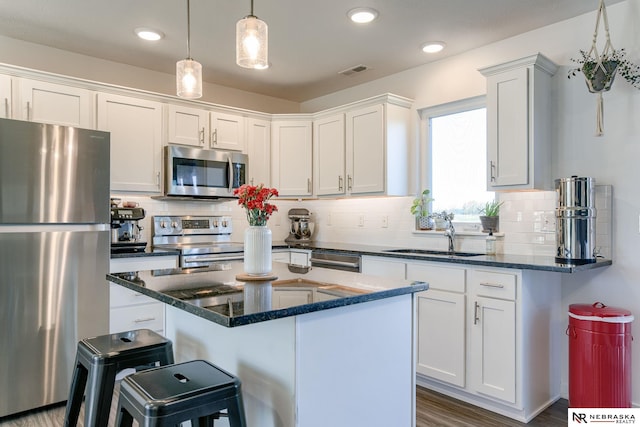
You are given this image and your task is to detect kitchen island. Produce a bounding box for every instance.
[108,262,427,427]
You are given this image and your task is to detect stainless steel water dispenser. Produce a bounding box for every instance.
[555,176,597,264]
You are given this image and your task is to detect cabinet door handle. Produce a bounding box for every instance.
[4,98,8,118]
[134,317,156,323]
[26,101,31,121]
[228,157,234,192]
[250,178,254,185]
[338,175,343,191]
[489,160,496,182]
[347,174,353,191]
[199,127,205,144]
[156,172,161,189]
[474,301,480,325]
[480,282,504,289]
[307,178,311,193]
[212,129,218,145]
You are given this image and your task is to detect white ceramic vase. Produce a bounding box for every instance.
[244,225,272,275]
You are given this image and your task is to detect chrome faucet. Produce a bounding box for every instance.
[443,214,455,253]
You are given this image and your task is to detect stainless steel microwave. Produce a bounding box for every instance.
[163,145,247,199]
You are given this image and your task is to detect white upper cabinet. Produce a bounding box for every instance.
[167,104,209,147]
[346,104,385,194]
[480,53,557,191]
[313,95,412,198]
[97,93,163,193]
[210,111,245,152]
[314,113,345,196]
[17,79,93,128]
[271,120,312,197]
[167,106,245,152]
[246,117,271,187]
[346,98,411,196]
[0,74,11,118]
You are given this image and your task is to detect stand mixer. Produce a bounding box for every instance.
[285,208,314,246]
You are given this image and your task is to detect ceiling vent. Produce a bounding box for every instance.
[339,64,369,76]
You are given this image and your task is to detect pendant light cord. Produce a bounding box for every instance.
[249,0,255,18]
[186,0,192,59]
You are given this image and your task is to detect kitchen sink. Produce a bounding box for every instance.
[382,249,484,257]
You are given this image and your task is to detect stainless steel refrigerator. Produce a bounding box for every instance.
[0,118,110,417]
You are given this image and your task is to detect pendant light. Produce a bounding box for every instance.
[236,0,268,69]
[176,0,202,98]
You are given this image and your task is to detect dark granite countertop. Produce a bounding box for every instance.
[276,241,612,273]
[107,261,428,328]
[110,241,611,272]
[111,248,180,259]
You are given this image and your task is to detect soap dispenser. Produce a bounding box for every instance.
[486,229,496,255]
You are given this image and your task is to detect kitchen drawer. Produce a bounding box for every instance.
[290,250,310,267]
[110,283,157,308]
[470,269,517,300]
[406,262,466,293]
[110,303,164,334]
[109,255,178,274]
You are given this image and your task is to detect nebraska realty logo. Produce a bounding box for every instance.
[569,408,638,425]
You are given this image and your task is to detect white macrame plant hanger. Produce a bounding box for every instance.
[586,0,616,136]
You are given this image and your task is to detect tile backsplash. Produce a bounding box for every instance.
[113,185,612,259]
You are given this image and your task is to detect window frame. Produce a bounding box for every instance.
[418,95,488,225]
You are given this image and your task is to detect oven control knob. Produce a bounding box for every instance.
[159,221,167,229]
[222,220,228,228]
[171,221,179,229]
[213,220,219,228]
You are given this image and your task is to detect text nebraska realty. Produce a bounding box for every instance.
[573,412,636,424]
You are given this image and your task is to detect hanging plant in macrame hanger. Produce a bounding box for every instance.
[568,0,640,136]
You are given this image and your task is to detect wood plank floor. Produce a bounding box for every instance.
[416,387,568,426]
[0,384,567,426]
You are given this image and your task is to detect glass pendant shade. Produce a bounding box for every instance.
[176,58,202,99]
[236,15,268,69]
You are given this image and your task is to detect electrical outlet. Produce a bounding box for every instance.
[358,215,365,227]
[382,215,389,228]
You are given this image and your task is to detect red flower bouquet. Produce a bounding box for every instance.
[234,184,279,226]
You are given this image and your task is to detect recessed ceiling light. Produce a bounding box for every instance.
[135,27,164,41]
[348,7,379,24]
[421,41,446,54]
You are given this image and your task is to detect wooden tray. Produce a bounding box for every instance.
[235,273,278,282]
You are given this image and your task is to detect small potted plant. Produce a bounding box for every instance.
[410,189,434,230]
[568,48,640,93]
[479,200,503,233]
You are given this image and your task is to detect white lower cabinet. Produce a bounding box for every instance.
[408,262,466,388]
[108,256,177,336]
[406,260,561,422]
[109,284,165,335]
[469,269,517,403]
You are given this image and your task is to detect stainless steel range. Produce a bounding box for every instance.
[152,215,244,270]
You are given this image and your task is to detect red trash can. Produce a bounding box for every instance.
[568,302,633,408]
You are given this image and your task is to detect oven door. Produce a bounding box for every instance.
[164,145,247,198]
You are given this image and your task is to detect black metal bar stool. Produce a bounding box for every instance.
[115,359,247,427]
[63,328,174,427]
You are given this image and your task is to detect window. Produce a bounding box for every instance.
[420,97,494,223]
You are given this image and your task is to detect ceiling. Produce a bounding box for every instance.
[0,0,621,102]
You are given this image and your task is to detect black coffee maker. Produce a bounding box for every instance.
[110,206,147,253]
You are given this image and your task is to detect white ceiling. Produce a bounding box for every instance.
[0,0,621,102]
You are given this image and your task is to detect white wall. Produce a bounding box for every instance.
[0,35,300,113]
[300,1,640,403]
